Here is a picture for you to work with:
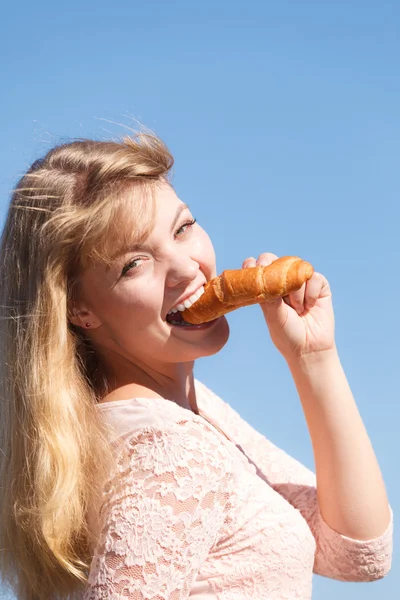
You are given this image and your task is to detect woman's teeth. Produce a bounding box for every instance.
[168,286,204,315]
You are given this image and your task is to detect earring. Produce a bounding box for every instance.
[85,323,90,328]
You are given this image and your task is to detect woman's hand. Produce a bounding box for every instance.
[242,253,335,361]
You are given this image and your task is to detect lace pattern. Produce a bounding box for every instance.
[84,380,393,599]
[84,419,237,599]
[196,381,393,583]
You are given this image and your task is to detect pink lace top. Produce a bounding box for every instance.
[84,380,393,599]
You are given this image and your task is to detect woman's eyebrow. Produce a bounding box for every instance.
[170,203,190,231]
[126,204,190,251]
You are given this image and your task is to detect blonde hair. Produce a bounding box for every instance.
[0,132,174,599]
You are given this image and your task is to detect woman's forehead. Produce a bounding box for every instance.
[109,195,189,254]
[113,181,182,235]
[79,182,187,269]
[105,197,157,260]
[78,183,157,268]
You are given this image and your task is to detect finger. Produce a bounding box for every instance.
[242,256,257,269]
[255,252,279,267]
[285,282,306,315]
[304,272,325,310]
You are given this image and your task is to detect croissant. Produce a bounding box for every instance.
[181,256,314,324]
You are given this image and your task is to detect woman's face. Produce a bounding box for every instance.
[73,183,230,375]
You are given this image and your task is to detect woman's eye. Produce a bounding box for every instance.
[121,258,145,276]
[175,218,197,237]
[120,219,197,276]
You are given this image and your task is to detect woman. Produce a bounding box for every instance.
[0,132,392,599]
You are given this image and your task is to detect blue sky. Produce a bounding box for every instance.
[0,1,398,598]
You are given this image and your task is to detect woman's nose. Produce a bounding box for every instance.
[166,254,199,288]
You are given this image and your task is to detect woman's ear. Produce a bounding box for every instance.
[68,302,102,330]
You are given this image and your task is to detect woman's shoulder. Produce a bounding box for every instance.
[95,379,234,445]
[194,379,236,422]
[95,380,215,442]
[195,379,261,443]
[98,382,164,404]
[96,395,193,443]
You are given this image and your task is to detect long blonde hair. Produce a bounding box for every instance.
[0,132,174,599]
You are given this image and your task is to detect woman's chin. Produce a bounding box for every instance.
[209,316,230,350]
[165,316,230,361]
[190,316,230,358]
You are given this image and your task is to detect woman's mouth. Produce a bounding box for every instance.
[166,310,195,326]
[166,310,218,329]
[166,285,206,327]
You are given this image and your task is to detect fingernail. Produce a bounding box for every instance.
[244,257,256,268]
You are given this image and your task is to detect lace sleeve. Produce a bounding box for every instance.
[83,418,236,600]
[248,435,393,582]
[201,385,393,582]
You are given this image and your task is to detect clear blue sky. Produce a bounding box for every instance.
[0,1,398,598]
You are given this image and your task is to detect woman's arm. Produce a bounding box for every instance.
[197,379,393,581]
[240,252,391,542]
[287,347,391,541]
[234,252,393,580]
